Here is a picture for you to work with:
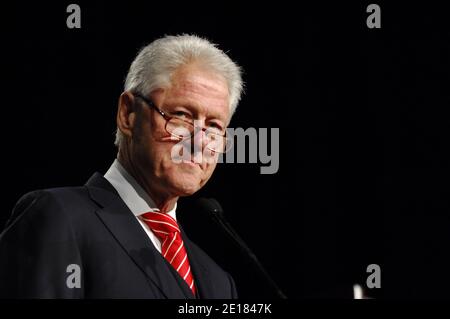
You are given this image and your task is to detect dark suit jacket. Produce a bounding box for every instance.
[0,173,237,298]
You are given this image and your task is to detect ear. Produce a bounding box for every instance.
[117,91,137,139]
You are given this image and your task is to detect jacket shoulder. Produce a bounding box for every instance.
[4,186,93,231]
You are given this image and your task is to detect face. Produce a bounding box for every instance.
[122,64,230,198]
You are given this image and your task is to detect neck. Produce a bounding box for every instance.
[117,148,178,213]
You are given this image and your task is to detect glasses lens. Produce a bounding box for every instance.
[166,118,192,140]
[205,131,233,153]
[167,118,233,153]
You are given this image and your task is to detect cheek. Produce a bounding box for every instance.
[204,162,218,178]
[136,123,172,161]
[132,139,169,178]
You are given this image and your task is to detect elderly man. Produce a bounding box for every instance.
[0,35,243,298]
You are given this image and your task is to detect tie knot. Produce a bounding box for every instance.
[140,211,180,239]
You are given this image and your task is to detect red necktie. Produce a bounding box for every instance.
[140,211,196,296]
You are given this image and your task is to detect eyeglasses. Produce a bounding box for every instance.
[133,93,232,153]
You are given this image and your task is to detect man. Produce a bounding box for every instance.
[0,34,243,298]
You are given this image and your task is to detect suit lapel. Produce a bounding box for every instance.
[85,173,193,299]
[181,230,214,299]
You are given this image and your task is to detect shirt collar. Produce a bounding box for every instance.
[104,159,177,220]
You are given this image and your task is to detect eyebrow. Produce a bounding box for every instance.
[165,103,227,124]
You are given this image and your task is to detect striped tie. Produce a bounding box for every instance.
[140,211,196,296]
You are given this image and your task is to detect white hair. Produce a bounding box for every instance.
[115,34,244,147]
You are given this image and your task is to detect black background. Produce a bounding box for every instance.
[3,1,450,299]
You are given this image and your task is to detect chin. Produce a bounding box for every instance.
[167,173,203,196]
[162,163,211,196]
[173,183,201,197]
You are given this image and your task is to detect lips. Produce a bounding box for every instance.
[182,159,202,168]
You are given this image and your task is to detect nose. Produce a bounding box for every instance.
[191,125,208,152]
[189,123,209,164]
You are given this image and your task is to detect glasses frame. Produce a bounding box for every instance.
[133,92,231,153]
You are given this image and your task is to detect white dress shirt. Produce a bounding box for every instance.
[104,159,178,253]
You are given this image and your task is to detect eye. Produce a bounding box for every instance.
[172,111,189,118]
[208,122,224,132]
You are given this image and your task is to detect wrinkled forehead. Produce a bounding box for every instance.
[171,64,229,98]
[159,65,231,120]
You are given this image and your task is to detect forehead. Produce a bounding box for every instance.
[163,64,230,120]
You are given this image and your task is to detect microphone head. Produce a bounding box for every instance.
[196,197,224,218]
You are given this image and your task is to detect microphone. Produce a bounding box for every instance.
[197,197,287,299]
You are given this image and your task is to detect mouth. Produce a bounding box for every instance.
[181,159,202,168]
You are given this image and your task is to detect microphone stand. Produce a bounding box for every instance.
[199,198,287,299]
